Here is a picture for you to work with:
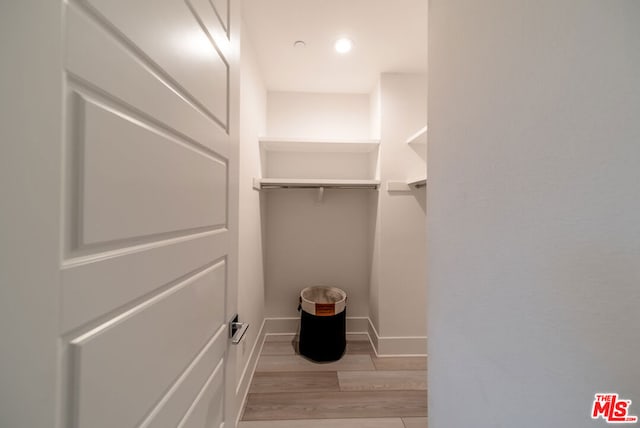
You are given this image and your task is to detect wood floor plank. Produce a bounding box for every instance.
[242,391,427,421]
[249,371,340,394]
[346,340,374,354]
[264,334,297,343]
[261,341,296,356]
[338,370,427,391]
[238,418,406,428]
[256,354,375,372]
[242,336,429,424]
[373,357,427,371]
[402,417,428,428]
[346,333,370,342]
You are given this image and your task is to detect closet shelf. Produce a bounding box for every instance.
[386,176,427,192]
[407,176,427,188]
[406,126,427,145]
[260,138,380,153]
[254,178,380,190]
[256,137,380,202]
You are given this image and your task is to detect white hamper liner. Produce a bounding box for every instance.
[300,286,347,316]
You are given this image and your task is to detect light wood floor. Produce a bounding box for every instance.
[239,335,427,428]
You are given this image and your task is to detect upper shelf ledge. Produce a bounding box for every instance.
[260,137,380,153]
[387,176,427,192]
[407,177,427,188]
[405,126,427,145]
[253,178,380,190]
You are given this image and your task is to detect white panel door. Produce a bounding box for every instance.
[0,0,239,427]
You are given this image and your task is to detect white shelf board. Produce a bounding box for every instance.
[405,126,427,145]
[260,137,380,153]
[407,176,427,187]
[387,176,427,192]
[254,178,380,190]
[387,181,411,192]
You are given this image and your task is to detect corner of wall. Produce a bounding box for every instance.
[369,79,382,140]
[373,72,428,341]
[236,18,267,423]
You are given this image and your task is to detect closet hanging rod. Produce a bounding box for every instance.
[254,178,380,191]
[259,184,379,190]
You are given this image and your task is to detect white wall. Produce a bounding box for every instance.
[267,91,371,140]
[370,73,428,354]
[264,189,374,318]
[235,21,266,407]
[263,91,374,320]
[369,80,382,140]
[428,1,640,427]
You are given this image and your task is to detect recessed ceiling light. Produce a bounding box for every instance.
[293,40,306,48]
[334,38,353,54]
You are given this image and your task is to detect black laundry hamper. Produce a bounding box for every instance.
[298,286,347,362]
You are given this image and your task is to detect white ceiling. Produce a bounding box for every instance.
[241,0,428,94]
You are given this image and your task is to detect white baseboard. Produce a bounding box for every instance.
[368,318,428,357]
[263,316,370,335]
[263,317,427,357]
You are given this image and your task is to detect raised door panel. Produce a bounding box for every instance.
[78,94,227,246]
[142,337,224,428]
[65,5,230,159]
[190,0,230,46]
[71,262,226,428]
[61,230,229,333]
[83,0,229,128]
[210,0,229,34]
[177,362,225,428]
